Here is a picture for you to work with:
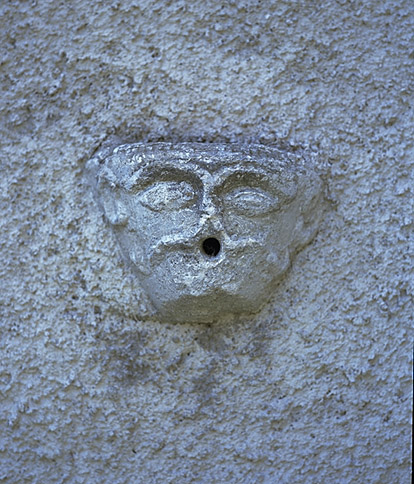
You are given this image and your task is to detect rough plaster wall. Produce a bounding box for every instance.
[0,0,412,482]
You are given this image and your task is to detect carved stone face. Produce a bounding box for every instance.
[86,142,324,323]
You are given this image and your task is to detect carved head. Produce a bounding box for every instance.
[86,142,324,323]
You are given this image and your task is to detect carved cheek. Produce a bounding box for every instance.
[222,212,265,238]
[127,205,200,244]
[272,209,297,245]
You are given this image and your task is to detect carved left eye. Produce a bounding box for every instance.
[139,181,196,212]
[223,188,279,216]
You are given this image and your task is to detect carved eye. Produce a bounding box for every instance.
[139,181,196,212]
[224,188,279,216]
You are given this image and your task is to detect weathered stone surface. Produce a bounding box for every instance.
[87,141,325,322]
[0,1,412,483]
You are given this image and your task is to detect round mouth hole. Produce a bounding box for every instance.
[202,237,221,257]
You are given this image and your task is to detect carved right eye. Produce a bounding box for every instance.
[223,188,279,216]
[139,181,196,212]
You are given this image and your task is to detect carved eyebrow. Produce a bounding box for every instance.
[125,164,203,192]
[214,168,298,201]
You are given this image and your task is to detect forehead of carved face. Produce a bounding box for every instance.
[87,142,324,322]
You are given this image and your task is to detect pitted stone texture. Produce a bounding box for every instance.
[86,142,325,322]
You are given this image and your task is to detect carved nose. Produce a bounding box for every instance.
[200,200,224,231]
[198,197,223,257]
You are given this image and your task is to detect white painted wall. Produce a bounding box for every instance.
[1,1,412,482]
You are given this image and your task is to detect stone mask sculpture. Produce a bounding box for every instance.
[86,141,325,323]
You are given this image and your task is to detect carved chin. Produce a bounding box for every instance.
[139,249,290,323]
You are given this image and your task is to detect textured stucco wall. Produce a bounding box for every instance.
[0,1,412,483]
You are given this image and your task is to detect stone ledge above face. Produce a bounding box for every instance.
[86,141,323,191]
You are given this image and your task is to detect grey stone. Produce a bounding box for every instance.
[86,141,325,322]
